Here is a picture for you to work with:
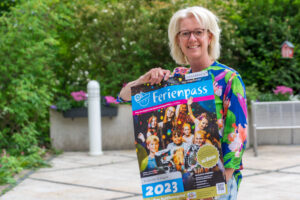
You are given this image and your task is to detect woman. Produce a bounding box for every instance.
[158,106,176,148]
[187,97,209,133]
[175,104,189,131]
[137,115,158,144]
[119,6,247,200]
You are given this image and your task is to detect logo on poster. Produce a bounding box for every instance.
[134,92,150,107]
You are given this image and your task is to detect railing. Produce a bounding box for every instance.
[251,100,300,156]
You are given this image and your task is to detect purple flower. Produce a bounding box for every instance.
[273,86,293,95]
[50,105,57,110]
[71,91,87,101]
[104,96,119,105]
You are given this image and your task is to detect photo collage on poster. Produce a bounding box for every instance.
[131,72,226,199]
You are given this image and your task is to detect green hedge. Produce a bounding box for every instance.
[0,0,75,185]
[0,0,20,16]
[230,0,300,92]
[53,0,299,98]
[53,0,248,97]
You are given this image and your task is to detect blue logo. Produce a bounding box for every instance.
[134,92,150,107]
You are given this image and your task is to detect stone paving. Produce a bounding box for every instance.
[1,145,300,200]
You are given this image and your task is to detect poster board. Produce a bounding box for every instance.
[131,71,227,199]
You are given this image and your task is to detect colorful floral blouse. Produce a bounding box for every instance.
[172,61,247,189]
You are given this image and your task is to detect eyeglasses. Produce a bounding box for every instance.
[178,29,207,39]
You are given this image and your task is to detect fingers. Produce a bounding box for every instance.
[163,69,171,81]
[187,97,193,105]
[148,68,171,85]
[150,68,162,85]
[138,68,171,85]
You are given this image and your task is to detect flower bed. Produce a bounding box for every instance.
[52,90,119,118]
[62,106,118,118]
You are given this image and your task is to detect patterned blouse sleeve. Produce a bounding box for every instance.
[116,95,131,103]
[221,72,248,170]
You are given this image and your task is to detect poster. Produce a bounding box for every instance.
[131,71,227,199]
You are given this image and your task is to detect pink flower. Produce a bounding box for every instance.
[228,123,247,157]
[273,86,293,95]
[105,96,119,105]
[71,91,87,101]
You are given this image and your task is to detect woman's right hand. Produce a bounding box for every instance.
[137,67,171,85]
[119,68,171,101]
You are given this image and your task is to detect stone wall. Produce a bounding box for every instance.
[50,106,299,151]
[50,105,135,151]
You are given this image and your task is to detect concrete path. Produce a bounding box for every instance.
[1,145,300,200]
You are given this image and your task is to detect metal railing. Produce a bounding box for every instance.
[251,100,300,156]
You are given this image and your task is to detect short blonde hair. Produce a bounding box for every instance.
[146,135,159,145]
[182,123,191,129]
[168,6,221,65]
[194,130,207,138]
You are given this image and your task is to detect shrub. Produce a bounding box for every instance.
[0,0,76,185]
[230,0,300,92]
[52,0,244,99]
[0,0,20,16]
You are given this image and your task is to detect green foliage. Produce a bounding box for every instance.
[229,0,300,92]
[0,148,49,185]
[54,0,300,99]
[55,97,72,111]
[52,0,245,98]
[0,0,76,185]
[258,92,291,102]
[0,0,20,16]
[0,155,22,184]
[245,84,260,107]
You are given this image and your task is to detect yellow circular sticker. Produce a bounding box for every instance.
[197,144,219,168]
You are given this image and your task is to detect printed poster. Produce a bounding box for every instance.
[131,71,227,200]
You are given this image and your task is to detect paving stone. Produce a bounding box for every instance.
[1,178,130,200]
[2,146,300,200]
[279,165,300,173]
[238,172,300,200]
[242,145,300,171]
[30,160,142,194]
[37,152,135,173]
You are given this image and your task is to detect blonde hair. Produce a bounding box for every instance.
[146,135,159,145]
[182,123,191,129]
[193,130,206,142]
[194,130,207,137]
[168,6,221,65]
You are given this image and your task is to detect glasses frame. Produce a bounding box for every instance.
[177,29,208,40]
